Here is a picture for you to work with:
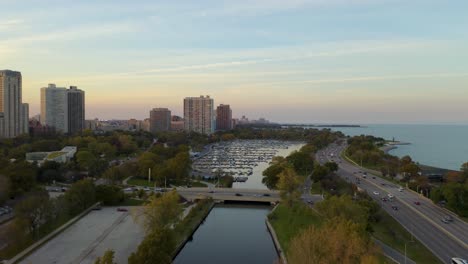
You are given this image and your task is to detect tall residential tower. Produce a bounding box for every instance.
[41,84,85,134]
[149,108,171,133]
[216,104,232,131]
[183,95,214,134]
[0,70,28,138]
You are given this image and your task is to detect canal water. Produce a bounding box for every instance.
[233,143,304,189]
[173,205,278,264]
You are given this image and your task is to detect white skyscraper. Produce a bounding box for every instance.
[0,70,27,138]
[41,84,85,134]
[184,95,214,134]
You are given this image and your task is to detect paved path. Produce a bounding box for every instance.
[374,239,416,264]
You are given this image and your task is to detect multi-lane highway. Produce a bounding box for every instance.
[317,143,468,263]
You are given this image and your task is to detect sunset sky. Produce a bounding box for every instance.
[1,0,468,124]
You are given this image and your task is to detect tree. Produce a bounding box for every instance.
[96,185,124,205]
[311,165,329,182]
[324,161,338,172]
[286,150,313,175]
[0,174,11,204]
[76,151,96,170]
[277,167,301,207]
[137,190,182,232]
[64,179,96,215]
[102,166,124,184]
[288,218,379,264]
[2,161,37,196]
[128,228,176,264]
[14,190,51,237]
[95,249,116,264]
[262,156,287,189]
[315,195,370,229]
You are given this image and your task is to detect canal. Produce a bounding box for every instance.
[173,205,278,264]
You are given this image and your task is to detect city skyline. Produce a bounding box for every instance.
[1,1,468,124]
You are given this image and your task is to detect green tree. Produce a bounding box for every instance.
[262,156,287,189]
[315,195,370,229]
[311,165,329,182]
[286,150,314,175]
[2,161,37,196]
[64,179,96,215]
[324,162,338,172]
[96,185,124,205]
[128,228,176,264]
[137,190,182,232]
[76,151,96,170]
[277,167,301,207]
[102,166,124,184]
[0,174,11,203]
[14,190,51,237]
[95,249,116,264]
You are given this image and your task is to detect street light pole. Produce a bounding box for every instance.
[404,242,407,264]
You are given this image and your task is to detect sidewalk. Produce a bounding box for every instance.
[374,239,416,264]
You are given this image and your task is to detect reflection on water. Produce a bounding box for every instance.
[174,205,278,264]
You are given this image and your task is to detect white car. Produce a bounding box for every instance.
[373,191,380,195]
[398,187,404,192]
[387,194,394,199]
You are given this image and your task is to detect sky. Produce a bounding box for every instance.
[1,0,468,124]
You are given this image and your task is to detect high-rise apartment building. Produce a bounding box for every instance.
[216,104,232,131]
[41,84,85,134]
[21,103,29,134]
[184,96,214,134]
[149,108,171,133]
[0,70,27,138]
[67,86,85,134]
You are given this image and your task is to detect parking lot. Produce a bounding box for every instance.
[20,207,144,264]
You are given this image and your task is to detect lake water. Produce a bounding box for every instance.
[232,143,304,189]
[173,205,278,264]
[326,124,468,170]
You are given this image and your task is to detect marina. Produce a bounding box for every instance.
[192,140,304,189]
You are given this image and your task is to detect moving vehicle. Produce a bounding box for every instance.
[381,197,388,202]
[444,215,454,222]
[372,176,376,179]
[117,208,128,212]
[235,193,243,196]
[387,194,394,199]
[263,193,271,197]
[414,201,421,205]
[451,257,468,264]
[373,191,379,195]
[391,206,398,210]
[398,187,404,192]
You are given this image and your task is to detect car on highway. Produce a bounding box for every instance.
[381,197,388,202]
[263,193,271,197]
[373,191,379,195]
[117,208,128,212]
[442,218,450,224]
[444,215,454,222]
[451,257,468,264]
[391,206,398,210]
[387,194,394,199]
[372,176,376,179]
[398,187,404,192]
[235,193,243,196]
[414,201,421,205]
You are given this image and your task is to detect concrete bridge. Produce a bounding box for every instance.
[176,187,280,203]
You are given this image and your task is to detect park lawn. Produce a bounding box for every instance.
[190,181,207,187]
[371,209,442,264]
[120,198,145,206]
[268,202,323,252]
[127,177,156,187]
[310,181,322,194]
